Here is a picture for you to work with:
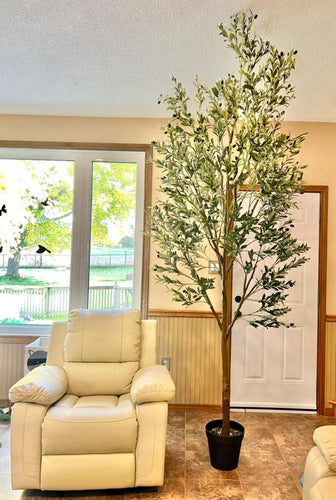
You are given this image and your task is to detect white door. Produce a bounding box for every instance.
[230,192,320,410]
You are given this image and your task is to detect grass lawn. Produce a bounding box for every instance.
[0,275,47,286]
[90,267,133,283]
[0,266,133,286]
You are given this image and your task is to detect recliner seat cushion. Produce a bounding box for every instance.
[42,394,137,455]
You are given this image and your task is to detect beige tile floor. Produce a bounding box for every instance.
[0,411,334,499]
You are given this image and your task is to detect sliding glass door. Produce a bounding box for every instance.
[0,148,145,331]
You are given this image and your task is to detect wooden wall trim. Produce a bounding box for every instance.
[151,309,336,322]
[0,336,38,344]
[170,404,331,416]
[149,309,218,318]
[169,404,222,413]
[312,186,328,414]
[304,185,329,194]
[141,145,153,319]
[0,140,152,152]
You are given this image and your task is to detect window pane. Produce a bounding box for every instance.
[88,162,137,311]
[0,159,74,324]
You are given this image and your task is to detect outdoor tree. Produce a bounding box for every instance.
[0,160,73,279]
[0,160,136,279]
[90,162,137,248]
[150,12,308,437]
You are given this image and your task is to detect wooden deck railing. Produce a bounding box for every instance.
[0,284,132,320]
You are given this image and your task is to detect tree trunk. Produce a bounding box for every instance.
[221,328,231,437]
[5,230,26,280]
[5,250,22,279]
[221,258,231,437]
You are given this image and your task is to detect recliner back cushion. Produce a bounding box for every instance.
[63,309,142,396]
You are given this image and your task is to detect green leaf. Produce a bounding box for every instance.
[150,10,307,339]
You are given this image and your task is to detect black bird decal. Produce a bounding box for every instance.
[36,245,51,254]
[0,204,7,215]
[41,198,49,207]
[0,246,2,253]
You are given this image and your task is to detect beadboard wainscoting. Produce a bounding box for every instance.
[1,317,335,413]
[155,314,222,406]
[325,317,336,413]
[151,312,336,414]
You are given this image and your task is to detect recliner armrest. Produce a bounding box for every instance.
[9,365,68,406]
[130,365,175,404]
[313,426,336,472]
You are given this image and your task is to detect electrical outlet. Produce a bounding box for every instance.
[161,357,171,371]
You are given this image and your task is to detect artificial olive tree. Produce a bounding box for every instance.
[150,12,308,437]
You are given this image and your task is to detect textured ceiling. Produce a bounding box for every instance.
[0,0,334,121]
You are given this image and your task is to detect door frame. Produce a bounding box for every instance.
[229,185,328,414]
[308,186,328,415]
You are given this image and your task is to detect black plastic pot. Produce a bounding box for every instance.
[205,419,244,471]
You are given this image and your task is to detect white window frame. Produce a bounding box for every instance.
[0,148,146,335]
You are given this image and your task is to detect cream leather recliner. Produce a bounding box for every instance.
[302,426,336,499]
[9,309,175,491]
